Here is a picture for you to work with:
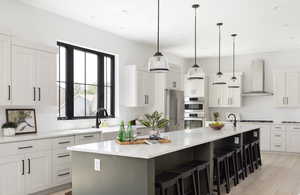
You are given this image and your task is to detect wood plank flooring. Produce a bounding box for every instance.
[51,153,300,195]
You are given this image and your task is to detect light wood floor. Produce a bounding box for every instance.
[51,153,300,195]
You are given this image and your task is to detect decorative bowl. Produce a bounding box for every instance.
[209,123,224,130]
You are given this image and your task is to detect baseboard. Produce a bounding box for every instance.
[30,183,72,195]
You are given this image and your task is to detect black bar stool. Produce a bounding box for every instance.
[243,144,254,177]
[235,147,245,184]
[213,153,230,195]
[155,172,181,195]
[251,140,262,169]
[226,150,238,186]
[187,161,210,195]
[170,166,198,195]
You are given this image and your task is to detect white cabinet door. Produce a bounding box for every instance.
[11,46,35,106]
[286,72,299,107]
[25,151,51,194]
[286,126,300,153]
[259,125,271,151]
[143,72,154,106]
[0,35,11,105]
[0,155,25,195]
[167,71,182,90]
[35,51,57,106]
[273,72,286,107]
[227,87,241,107]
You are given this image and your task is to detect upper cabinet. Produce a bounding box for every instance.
[0,36,57,106]
[123,65,154,107]
[208,73,242,108]
[0,34,11,105]
[273,71,300,107]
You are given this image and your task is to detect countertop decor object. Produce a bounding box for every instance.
[138,111,169,140]
[6,109,37,135]
[1,122,17,136]
[210,112,224,130]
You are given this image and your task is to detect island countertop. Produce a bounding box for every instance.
[67,125,260,159]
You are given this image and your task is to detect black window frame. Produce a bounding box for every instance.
[57,42,115,120]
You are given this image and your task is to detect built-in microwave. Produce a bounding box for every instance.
[184,97,205,112]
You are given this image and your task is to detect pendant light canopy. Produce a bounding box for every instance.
[148,0,169,73]
[231,34,237,81]
[216,22,223,77]
[187,4,204,79]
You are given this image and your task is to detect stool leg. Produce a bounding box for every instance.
[232,154,237,186]
[249,147,254,173]
[224,158,230,193]
[197,171,201,195]
[215,161,221,195]
[239,152,245,180]
[161,187,166,195]
[257,143,262,166]
[243,148,248,177]
[192,173,197,195]
[176,181,181,195]
[181,178,185,195]
[205,166,211,195]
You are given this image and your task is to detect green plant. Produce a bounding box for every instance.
[1,122,17,129]
[138,111,169,130]
[213,112,220,122]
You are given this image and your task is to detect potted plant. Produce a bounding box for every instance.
[209,112,224,130]
[1,122,17,136]
[138,111,169,140]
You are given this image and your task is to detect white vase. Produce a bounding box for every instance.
[2,128,16,137]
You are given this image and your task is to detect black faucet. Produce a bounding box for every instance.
[228,113,237,127]
[95,108,109,128]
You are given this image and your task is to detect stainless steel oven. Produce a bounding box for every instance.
[184,111,205,129]
[184,97,205,112]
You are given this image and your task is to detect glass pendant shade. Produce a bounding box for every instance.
[148,52,169,73]
[188,64,203,76]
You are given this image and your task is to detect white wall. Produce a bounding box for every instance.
[0,0,186,131]
[186,49,300,122]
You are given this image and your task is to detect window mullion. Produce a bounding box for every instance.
[65,46,74,119]
[98,54,105,110]
[84,52,87,117]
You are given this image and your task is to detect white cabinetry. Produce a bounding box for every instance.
[273,71,300,107]
[0,155,24,195]
[270,125,286,152]
[286,125,300,153]
[0,34,12,105]
[12,44,56,106]
[259,124,271,151]
[123,65,154,107]
[75,133,100,145]
[208,73,242,108]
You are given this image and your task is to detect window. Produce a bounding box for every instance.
[57,42,115,120]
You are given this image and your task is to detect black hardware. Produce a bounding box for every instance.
[83,135,94,138]
[18,146,33,150]
[33,87,36,101]
[28,159,30,174]
[58,172,70,177]
[95,108,109,128]
[8,85,11,100]
[58,141,71,145]
[228,113,237,127]
[22,160,25,175]
[38,88,41,101]
[58,154,70,158]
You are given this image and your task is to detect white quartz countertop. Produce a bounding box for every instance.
[0,126,145,144]
[68,125,260,159]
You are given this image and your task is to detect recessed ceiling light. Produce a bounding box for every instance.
[121,9,128,14]
[273,5,280,11]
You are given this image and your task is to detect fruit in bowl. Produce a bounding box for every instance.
[209,122,224,130]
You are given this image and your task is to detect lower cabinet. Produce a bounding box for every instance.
[259,125,271,151]
[0,155,24,195]
[286,126,300,153]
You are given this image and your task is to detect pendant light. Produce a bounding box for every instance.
[187,4,204,80]
[148,0,169,73]
[231,34,237,81]
[216,23,223,77]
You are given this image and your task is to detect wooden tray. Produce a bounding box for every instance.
[115,138,171,145]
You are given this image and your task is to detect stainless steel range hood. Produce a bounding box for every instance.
[242,59,273,96]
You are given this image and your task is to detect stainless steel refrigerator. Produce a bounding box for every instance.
[164,89,184,132]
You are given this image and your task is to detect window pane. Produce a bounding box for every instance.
[86,53,98,85]
[86,85,98,116]
[105,86,111,116]
[105,57,111,86]
[57,82,66,117]
[74,84,85,117]
[74,49,85,83]
[58,46,66,82]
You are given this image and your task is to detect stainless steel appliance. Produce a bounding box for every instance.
[164,89,184,131]
[184,97,205,129]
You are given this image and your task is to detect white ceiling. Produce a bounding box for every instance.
[20,0,300,58]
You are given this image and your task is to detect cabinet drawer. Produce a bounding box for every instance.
[52,136,75,150]
[53,164,72,186]
[287,125,300,131]
[271,143,285,152]
[272,125,285,131]
[75,133,100,145]
[53,150,72,165]
[0,139,51,157]
[101,132,117,141]
[271,131,286,143]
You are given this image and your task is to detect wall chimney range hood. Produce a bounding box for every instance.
[242,59,273,96]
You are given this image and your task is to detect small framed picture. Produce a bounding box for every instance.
[6,109,37,135]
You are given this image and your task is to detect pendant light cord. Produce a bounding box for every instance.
[194,6,197,65]
[218,24,221,73]
[157,0,160,53]
[233,35,236,77]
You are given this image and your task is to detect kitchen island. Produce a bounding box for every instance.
[68,126,260,195]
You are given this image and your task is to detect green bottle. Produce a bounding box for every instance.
[127,122,134,141]
[118,121,126,142]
